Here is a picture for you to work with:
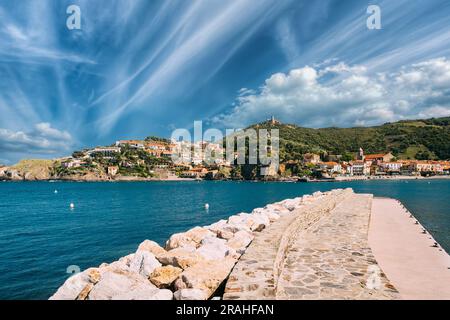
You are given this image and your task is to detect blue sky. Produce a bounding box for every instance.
[1,0,450,164]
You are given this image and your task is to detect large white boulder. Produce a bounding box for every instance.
[129,250,161,277]
[221,222,251,234]
[228,213,269,232]
[165,227,215,250]
[226,230,254,254]
[205,220,228,235]
[196,237,231,260]
[248,213,270,232]
[263,203,291,215]
[313,191,323,197]
[175,257,237,298]
[88,270,153,300]
[49,268,94,300]
[137,240,166,256]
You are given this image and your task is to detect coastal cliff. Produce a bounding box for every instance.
[0,160,55,181]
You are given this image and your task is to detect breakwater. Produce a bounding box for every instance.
[50,187,450,300]
[224,192,399,299]
[50,189,353,300]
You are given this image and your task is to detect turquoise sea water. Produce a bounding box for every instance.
[0,180,449,300]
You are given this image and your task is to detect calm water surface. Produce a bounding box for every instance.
[0,180,448,299]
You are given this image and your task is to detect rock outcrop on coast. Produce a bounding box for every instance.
[0,160,55,181]
[50,189,352,300]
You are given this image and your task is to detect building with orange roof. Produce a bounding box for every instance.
[363,152,394,163]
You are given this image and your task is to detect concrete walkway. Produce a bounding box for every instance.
[369,198,450,300]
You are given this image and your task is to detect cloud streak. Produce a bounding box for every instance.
[212,57,450,128]
[1,0,450,163]
[0,123,73,155]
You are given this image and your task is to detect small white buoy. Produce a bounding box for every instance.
[204,203,209,210]
[70,203,75,209]
[54,190,58,194]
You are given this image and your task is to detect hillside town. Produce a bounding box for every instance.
[1,121,450,182]
[4,135,448,182]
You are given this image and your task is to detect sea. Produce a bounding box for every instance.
[0,179,448,299]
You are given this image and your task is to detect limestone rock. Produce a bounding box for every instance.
[119,253,135,265]
[228,212,270,232]
[165,227,214,250]
[227,230,254,253]
[87,268,101,284]
[248,213,270,232]
[221,222,251,234]
[76,283,94,300]
[149,265,182,288]
[206,220,228,235]
[175,257,237,298]
[217,229,234,240]
[174,277,187,290]
[157,247,204,269]
[174,288,208,300]
[129,250,161,277]
[138,240,166,256]
[99,259,131,274]
[88,270,155,300]
[263,210,281,222]
[196,237,231,260]
[49,270,91,300]
[313,191,323,197]
[278,199,298,211]
[228,213,250,227]
[263,204,290,215]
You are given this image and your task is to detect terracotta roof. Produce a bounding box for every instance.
[365,153,388,159]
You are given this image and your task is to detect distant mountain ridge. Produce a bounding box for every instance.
[251,117,450,161]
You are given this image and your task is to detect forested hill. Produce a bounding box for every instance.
[251,117,450,161]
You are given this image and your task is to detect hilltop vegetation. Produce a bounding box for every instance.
[252,117,450,161]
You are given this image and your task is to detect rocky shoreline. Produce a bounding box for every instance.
[50,189,351,300]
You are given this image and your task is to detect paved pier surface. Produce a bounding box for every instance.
[369,198,450,300]
[276,194,398,299]
[224,192,399,300]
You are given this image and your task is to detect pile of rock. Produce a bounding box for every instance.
[50,189,344,300]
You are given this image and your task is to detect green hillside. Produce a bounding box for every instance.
[251,117,450,161]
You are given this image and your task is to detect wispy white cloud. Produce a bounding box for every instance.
[212,57,450,128]
[0,123,73,154]
[1,0,450,163]
[92,0,293,134]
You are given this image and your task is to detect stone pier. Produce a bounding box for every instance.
[224,192,400,300]
[51,188,450,300]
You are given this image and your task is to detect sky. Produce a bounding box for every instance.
[1,0,450,164]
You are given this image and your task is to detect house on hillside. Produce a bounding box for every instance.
[115,140,145,149]
[364,152,395,163]
[349,161,370,176]
[62,159,88,169]
[86,147,121,159]
[319,162,342,173]
[107,166,119,176]
[380,162,402,175]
